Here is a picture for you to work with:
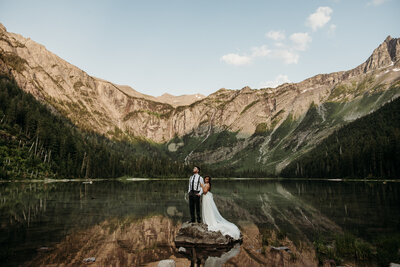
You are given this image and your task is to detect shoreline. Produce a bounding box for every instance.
[0,177,399,183]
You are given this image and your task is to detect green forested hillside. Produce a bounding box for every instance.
[281,97,400,179]
[2,72,399,180]
[0,75,191,179]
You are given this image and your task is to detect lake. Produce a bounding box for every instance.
[0,178,399,266]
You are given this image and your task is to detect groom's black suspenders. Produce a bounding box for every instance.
[190,174,200,193]
[196,174,200,191]
[190,175,195,191]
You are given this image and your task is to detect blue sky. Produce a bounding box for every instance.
[0,0,399,96]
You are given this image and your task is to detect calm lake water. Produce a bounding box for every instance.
[0,179,399,266]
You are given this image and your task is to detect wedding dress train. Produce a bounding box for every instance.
[202,192,241,240]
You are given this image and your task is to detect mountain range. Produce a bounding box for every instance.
[1,22,399,175]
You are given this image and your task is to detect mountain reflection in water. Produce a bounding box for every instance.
[0,179,399,266]
[26,216,318,266]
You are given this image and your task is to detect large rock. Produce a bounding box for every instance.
[174,222,241,249]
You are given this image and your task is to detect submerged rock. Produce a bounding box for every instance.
[82,257,96,263]
[178,247,186,253]
[36,247,53,252]
[270,246,291,253]
[157,259,175,267]
[174,222,242,248]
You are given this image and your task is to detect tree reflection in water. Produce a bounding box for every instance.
[0,179,399,266]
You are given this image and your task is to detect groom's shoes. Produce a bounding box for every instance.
[197,219,201,223]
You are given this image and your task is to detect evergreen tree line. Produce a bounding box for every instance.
[0,75,192,179]
[281,96,400,179]
[198,166,273,178]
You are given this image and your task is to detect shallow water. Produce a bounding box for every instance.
[0,179,399,266]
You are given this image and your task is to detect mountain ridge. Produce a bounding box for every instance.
[156,92,206,107]
[1,22,399,173]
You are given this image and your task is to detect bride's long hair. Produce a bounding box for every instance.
[204,175,211,191]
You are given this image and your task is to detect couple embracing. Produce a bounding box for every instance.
[188,166,241,240]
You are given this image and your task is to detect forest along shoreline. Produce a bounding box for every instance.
[1,177,400,183]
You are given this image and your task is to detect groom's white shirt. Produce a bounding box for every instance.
[188,174,204,195]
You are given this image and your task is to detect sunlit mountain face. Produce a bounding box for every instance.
[1,23,399,175]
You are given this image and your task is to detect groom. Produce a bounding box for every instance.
[188,166,204,223]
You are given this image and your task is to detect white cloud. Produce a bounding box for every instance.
[328,24,336,36]
[368,0,386,6]
[220,53,252,66]
[290,32,312,51]
[306,6,333,31]
[221,46,298,66]
[221,6,339,67]
[221,45,271,66]
[273,50,299,64]
[251,45,271,57]
[260,74,291,88]
[266,30,285,41]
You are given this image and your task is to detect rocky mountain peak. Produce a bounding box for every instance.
[384,35,392,42]
[385,36,400,62]
[240,86,252,92]
[0,23,6,33]
[160,93,173,97]
[155,92,206,107]
[357,36,400,73]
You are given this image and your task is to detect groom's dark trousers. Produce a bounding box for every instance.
[189,191,201,223]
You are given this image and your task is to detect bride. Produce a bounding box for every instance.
[201,176,241,240]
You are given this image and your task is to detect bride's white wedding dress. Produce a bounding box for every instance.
[202,192,241,240]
